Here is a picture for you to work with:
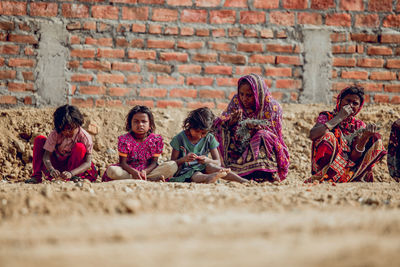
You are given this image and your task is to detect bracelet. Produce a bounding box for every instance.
[355,144,365,153]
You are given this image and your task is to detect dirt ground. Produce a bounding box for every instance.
[0,104,399,266]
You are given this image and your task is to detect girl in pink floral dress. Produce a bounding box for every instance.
[102,105,177,182]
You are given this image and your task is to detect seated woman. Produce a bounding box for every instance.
[213,74,290,182]
[307,85,386,183]
[387,120,400,182]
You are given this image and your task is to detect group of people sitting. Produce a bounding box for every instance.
[25,74,399,184]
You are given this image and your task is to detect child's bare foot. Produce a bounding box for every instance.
[205,169,228,183]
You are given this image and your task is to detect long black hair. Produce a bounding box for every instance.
[126,105,155,133]
[183,107,215,131]
[53,104,84,133]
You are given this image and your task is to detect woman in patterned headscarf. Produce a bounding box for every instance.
[213,74,290,182]
[307,85,386,183]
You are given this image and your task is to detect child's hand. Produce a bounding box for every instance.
[49,168,61,178]
[61,171,72,180]
[140,170,147,180]
[185,152,198,162]
[196,155,207,164]
[131,169,143,180]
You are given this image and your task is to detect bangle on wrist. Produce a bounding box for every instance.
[355,144,365,153]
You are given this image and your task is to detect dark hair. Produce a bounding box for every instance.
[53,105,84,133]
[126,105,155,133]
[183,107,215,131]
[340,85,365,103]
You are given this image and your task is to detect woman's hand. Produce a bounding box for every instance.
[196,155,207,164]
[228,109,242,126]
[184,152,198,162]
[336,104,353,120]
[131,169,144,180]
[49,168,60,178]
[61,171,72,180]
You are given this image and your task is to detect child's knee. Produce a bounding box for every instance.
[107,166,130,180]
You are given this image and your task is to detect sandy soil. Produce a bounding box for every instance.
[0,104,399,266]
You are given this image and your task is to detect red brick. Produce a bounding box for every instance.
[170,88,197,98]
[165,27,179,35]
[66,22,81,30]
[25,47,35,56]
[0,1,26,15]
[351,33,378,43]
[132,24,146,33]
[24,96,33,105]
[195,0,221,7]
[92,5,119,19]
[177,41,203,49]
[384,84,400,93]
[228,28,242,37]
[391,96,400,104]
[369,0,392,11]
[209,42,231,51]
[395,48,400,55]
[181,9,207,23]
[80,86,105,95]
[8,82,34,92]
[85,37,112,47]
[181,27,195,36]
[224,0,247,7]
[355,14,379,27]
[216,77,237,87]
[0,45,19,55]
[8,58,35,67]
[112,62,140,72]
[387,59,400,69]
[97,74,125,84]
[71,49,95,58]
[360,83,382,92]
[187,102,215,109]
[374,94,389,103]
[149,25,162,34]
[8,34,38,44]
[126,100,154,107]
[276,55,302,65]
[147,63,172,73]
[340,0,364,11]
[381,35,400,44]
[187,77,214,86]
[193,53,217,62]
[298,12,323,25]
[332,57,356,67]
[108,87,131,97]
[254,0,279,8]
[148,40,175,49]
[199,89,225,99]
[97,49,124,58]
[98,100,124,107]
[160,52,188,62]
[196,29,209,36]
[244,29,258,38]
[210,10,236,24]
[238,43,263,52]
[220,54,246,64]
[260,29,274,38]
[177,65,202,74]
[267,44,298,53]
[30,2,58,17]
[83,21,96,30]
[341,71,368,80]
[157,100,183,108]
[68,61,79,69]
[122,7,148,20]
[83,61,111,71]
[332,45,356,54]
[357,58,384,68]
[0,21,14,31]
[0,95,17,104]
[0,70,16,80]
[71,74,93,82]
[152,8,178,22]
[157,75,184,85]
[367,46,392,56]
[62,4,89,18]
[326,13,352,27]
[370,71,396,81]
[311,0,335,9]
[130,39,145,48]
[270,11,295,26]
[332,70,338,78]
[240,11,265,24]
[236,66,262,75]
[283,0,307,9]
[127,74,142,84]
[71,98,94,108]
[383,14,400,28]
[217,102,228,110]
[138,0,164,3]
[204,66,232,75]
[266,67,292,77]
[22,71,34,81]
[356,45,364,53]
[249,55,275,64]
[276,79,302,89]
[128,50,156,60]
[18,23,30,32]
[167,0,192,5]
[70,36,80,45]
[331,33,347,42]
[277,31,287,38]
[140,88,167,98]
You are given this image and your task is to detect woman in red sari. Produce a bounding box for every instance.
[307,85,386,183]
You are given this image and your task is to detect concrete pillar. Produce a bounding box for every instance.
[299,29,332,104]
[35,20,68,106]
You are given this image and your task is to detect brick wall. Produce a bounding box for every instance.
[0,0,400,108]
